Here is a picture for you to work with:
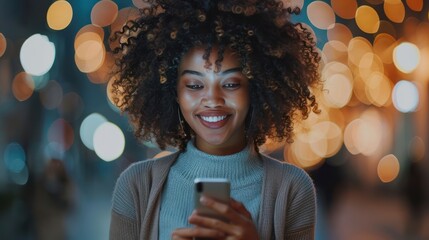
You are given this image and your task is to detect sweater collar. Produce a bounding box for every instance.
[172,140,262,181]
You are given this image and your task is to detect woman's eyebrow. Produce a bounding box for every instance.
[180,70,204,76]
[180,67,242,76]
[219,67,242,76]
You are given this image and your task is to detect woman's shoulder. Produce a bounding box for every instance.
[118,151,180,181]
[260,153,314,188]
[260,153,307,174]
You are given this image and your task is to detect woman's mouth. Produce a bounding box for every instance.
[200,115,227,122]
[197,115,230,129]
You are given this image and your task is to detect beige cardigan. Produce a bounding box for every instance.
[109,151,316,239]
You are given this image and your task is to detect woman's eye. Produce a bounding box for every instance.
[223,83,240,89]
[186,84,203,90]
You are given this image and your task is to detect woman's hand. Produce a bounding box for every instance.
[171,197,259,240]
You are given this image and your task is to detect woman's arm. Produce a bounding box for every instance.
[110,211,139,240]
[283,167,316,240]
[109,166,141,240]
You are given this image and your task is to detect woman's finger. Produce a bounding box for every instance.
[199,196,243,223]
[172,226,225,239]
[229,198,252,219]
[192,197,259,239]
[189,211,241,236]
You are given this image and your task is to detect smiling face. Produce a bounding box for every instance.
[177,47,250,155]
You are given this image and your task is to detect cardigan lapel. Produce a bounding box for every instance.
[257,154,282,240]
[141,152,181,239]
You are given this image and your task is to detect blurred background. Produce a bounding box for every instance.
[0,0,428,239]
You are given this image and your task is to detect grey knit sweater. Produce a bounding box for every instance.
[109,149,316,239]
[158,142,263,239]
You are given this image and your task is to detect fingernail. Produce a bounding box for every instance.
[200,196,209,204]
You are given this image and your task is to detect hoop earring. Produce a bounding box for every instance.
[245,107,254,140]
[178,108,187,138]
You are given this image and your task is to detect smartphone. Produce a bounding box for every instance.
[194,178,230,222]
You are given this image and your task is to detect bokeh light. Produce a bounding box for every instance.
[80,113,108,150]
[10,166,29,185]
[353,75,372,105]
[323,61,354,82]
[44,142,66,160]
[74,24,105,73]
[392,80,419,113]
[373,33,396,64]
[0,32,6,57]
[32,75,50,90]
[48,119,75,152]
[74,24,104,50]
[406,0,423,12]
[321,61,353,108]
[343,119,360,155]
[308,121,343,158]
[286,135,324,170]
[12,72,34,101]
[307,1,336,30]
[343,109,384,156]
[384,0,405,23]
[46,0,73,30]
[3,142,26,173]
[323,73,353,108]
[377,154,400,183]
[393,42,420,73]
[93,122,125,161]
[132,0,152,9]
[39,80,63,109]
[20,34,56,76]
[358,52,384,79]
[365,72,392,107]
[361,109,386,156]
[75,40,105,73]
[331,0,357,19]
[348,37,373,67]
[323,40,348,63]
[91,0,118,27]
[355,5,380,33]
[327,23,353,45]
[87,52,114,84]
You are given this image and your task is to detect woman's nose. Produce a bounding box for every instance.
[202,86,225,108]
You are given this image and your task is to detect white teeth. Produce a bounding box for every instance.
[201,115,227,122]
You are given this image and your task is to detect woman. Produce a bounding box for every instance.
[109,0,320,239]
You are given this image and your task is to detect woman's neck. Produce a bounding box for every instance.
[194,136,247,156]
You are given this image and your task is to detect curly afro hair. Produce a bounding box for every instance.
[111,0,321,151]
